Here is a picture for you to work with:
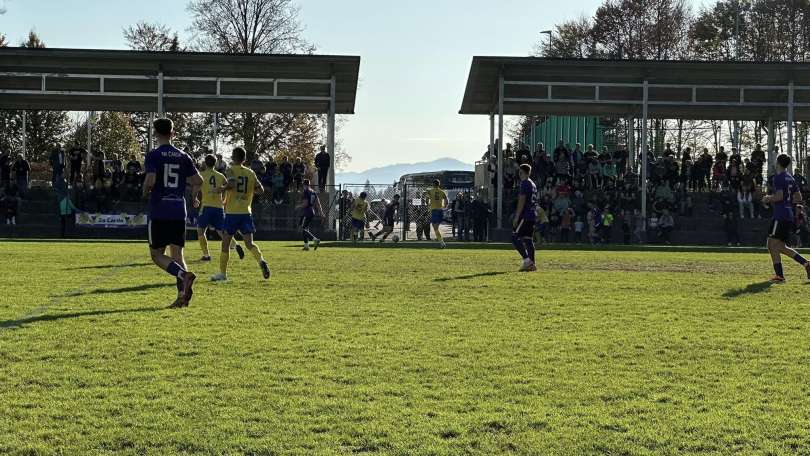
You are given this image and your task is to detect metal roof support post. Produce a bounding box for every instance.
[787,81,795,164]
[21,110,26,159]
[148,113,154,153]
[328,75,336,190]
[627,116,635,173]
[497,74,505,230]
[87,111,93,157]
[767,116,775,174]
[489,112,495,217]
[641,81,649,223]
[212,113,218,154]
[157,71,164,116]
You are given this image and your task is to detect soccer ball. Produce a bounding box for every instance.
[392,234,400,243]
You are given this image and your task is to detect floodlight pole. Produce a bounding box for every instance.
[787,80,795,165]
[21,110,26,159]
[497,73,505,230]
[640,81,649,222]
[328,75,336,190]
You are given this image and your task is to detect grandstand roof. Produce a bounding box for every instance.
[460,56,810,120]
[0,47,360,114]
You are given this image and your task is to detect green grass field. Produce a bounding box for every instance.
[2,240,810,455]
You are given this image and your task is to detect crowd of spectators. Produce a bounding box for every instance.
[488,138,803,245]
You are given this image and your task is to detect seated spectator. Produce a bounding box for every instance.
[554,156,570,185]
[602,159,617,189]
[654,183,675,206]
[738,187,754,219]
[587,157,601,190]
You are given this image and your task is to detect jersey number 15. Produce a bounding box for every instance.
[164,164,180,188]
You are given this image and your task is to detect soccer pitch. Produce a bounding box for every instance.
[2,241,809,455]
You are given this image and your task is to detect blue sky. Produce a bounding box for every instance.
[3,0,629,171]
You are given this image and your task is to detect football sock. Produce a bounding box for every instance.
[199,236,209,257]
[774,262,784,277]
[511,233,528,259]
[792,254,808,266]
[434,227,443,241]
[166,261,186,279]
[524,239,536,262]
[249,245,264,263]
[220,251,229,275]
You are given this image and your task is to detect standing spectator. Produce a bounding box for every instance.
[280,157,293,189]
[516,144,532,165]
[55,177,79,238]
[215,154,227,173]
[613,144,629,177]
[560,207,574,242]
[602,205,614,243]
[633,209,646,244]
[2,185,20,225]
[571,143,584,170]
[123,155,142,201]
[723,212,740,246]
[292,158,307,191]
[92,150,106,187]
[266,158,278,177]
[50,144,66,184]
[271,168,286,204]
[573,216,584,243]
[738,184,755,219]
[658,209,674,244]
[13,154,30,198]
[315,145,331,191]
[0,149,11,189]
[621,212,632,244]
[471,195,489,242]
[553,140,569,163]
[68,145,85,186]
[751,144,765,186]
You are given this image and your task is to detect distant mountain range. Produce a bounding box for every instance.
[336,158,473,185]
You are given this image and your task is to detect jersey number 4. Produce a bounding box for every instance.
[164,164,180,188]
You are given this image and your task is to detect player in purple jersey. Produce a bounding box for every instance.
[513,164,538,272]
[762,154,810,283]
[143,118,203,308]
[297,179,323,251]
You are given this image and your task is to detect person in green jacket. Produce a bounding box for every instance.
[55,177,79,238]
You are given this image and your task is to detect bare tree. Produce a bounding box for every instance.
[187,0,332,167]
[123,22,181,52]
[187,0,313,54]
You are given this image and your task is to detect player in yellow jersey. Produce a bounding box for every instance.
[426,179,449,248]
[193,154,244,262]
[210,147,270,282]
[350,191,371,244]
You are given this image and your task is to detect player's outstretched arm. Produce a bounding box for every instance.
[254,179,265,195]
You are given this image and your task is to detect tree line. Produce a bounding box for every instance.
[0,0,348,170]
[521,0,810,162]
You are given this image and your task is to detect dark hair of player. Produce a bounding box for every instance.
[232,147,247,163]
[204,154,216,168]
[393,194,400,199]
[303,179,310,186]
[519,164,532,176]
[433,179,440,186]
[360,191,368,199]
[153,118,173,137]
[777,153,791,169]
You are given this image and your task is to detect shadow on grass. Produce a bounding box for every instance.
[65,262,153,270]
[58,283,174,298]
[0,307,166,330]
[434,271,508,282]
[722,281,774,298]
